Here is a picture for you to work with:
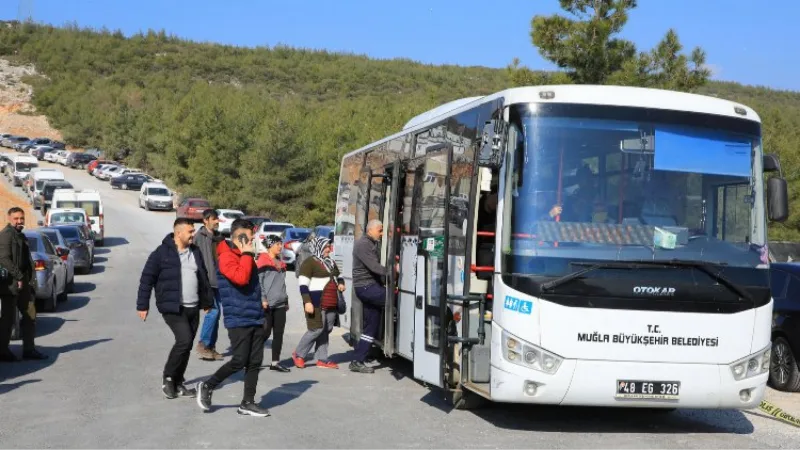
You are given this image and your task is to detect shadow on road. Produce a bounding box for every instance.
[260,380,318,409]
[93,256,108,264]
[93,248,110,256]
[90,264,106,275]
[71,282,96,294]
[102,237,129,247]
[33,317,77,339]
[0,338,112,383]
[0,378,41,394]
[57,295,90,313]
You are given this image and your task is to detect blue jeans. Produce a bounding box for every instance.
[198,289,221,348]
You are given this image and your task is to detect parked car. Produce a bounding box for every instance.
[67,152,97,169]
[96,165,124,180]
[139,182,173,211]
[36,227,75,291]
[279,227,311,269]
[176,197,212,222]
[50,224,95,275]
[86,159,114,175]
[242,216,271,232]
[23,229,68,313]
[294,225,335,275]
[253,222,295,253]
[111,173,152,190]
[769,262,800,392]
[38,180,74,216]
[216,209,245,235]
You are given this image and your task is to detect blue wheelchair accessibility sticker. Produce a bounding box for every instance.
[504,296,533,315]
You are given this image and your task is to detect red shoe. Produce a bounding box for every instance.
[292,351,305,369]
[317,360,339,369]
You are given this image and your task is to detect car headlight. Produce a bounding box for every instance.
[729,345,771,381]
[502,330,563,374]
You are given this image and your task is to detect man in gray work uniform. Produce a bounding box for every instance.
[350,219,388,374]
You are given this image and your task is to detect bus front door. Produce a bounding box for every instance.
[413,150,450,388]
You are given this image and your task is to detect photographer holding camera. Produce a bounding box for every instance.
[196,219,270,417]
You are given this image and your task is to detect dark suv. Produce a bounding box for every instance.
[769,262,800,392]
[67,152,97,169]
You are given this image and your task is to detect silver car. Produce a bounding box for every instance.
[279,227,311,269]
[38,227,77,289]
[24,230,69,313]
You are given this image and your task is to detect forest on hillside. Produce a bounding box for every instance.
[0,21,799,239]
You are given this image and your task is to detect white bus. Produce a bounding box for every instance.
[333,85,789,409]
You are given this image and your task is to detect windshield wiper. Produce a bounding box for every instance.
[635,259,753,303]
[538,259,753,302]
[540,261,640,292]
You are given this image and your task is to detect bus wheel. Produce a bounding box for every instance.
[451,388,487,410]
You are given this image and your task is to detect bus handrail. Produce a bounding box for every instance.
[446,293,487,346]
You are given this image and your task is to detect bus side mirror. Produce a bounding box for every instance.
[477,120,507,169]
[763,154,781,173]
[767,177,789,222]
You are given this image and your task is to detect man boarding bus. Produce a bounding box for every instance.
[332,84,789,409]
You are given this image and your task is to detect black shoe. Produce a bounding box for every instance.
[269,364,290,373]
[349,361,375,374]
[196,381,212,411]
[21,349,48,361]
[237,401,270,417]
[0,350,19,362]
[162,377,178,399]
[176,384,197,398]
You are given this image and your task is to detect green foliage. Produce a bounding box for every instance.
[526,0,709,90]
[0,22,798,242]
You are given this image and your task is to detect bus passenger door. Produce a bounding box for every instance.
[413,150,450,387]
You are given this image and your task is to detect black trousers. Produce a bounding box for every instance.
[206,326,265,403]
[162,306,200,384]
[263,307,286,362]
[0,285,35,352]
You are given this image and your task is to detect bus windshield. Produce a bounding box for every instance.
[502,103,767,279]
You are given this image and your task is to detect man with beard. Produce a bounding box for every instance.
[137,218,213,398]
[0,207,46,362]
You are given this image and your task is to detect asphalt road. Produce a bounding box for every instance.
[0,152,799,448]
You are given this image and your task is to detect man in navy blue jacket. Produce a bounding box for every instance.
[137,218,213,399]
[196,218,270,417]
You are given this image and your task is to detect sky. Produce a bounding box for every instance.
[2,0,799,91]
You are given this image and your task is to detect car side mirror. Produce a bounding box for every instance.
[56,247,69,257]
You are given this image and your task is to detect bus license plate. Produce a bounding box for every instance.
[616,380,680,400]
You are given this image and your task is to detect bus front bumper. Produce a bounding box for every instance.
[489,359,767,409]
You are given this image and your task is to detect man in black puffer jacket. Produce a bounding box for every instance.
[137,218,213,399]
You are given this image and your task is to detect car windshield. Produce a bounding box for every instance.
[55,226,81,240]
[16,162,36,172]
[51,212,86,224]
[263,224,291,233]
[188,201,210,207]
[56,201,99,216]
[223,212,243,219]
[288,230,311,241]
[41,231,61,245]
[502,103,767,279]
[148,188,170,196]
[44,184,72,197]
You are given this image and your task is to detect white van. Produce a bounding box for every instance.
[139,182,173,211]
[10,155,38,186]
[51,189,104,245]
[31,170,65,208]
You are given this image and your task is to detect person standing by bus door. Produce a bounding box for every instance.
[350,219,395,374]
[195,209,225,361]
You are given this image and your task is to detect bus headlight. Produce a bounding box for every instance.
[502,330,563,374]
[729,345,771,381]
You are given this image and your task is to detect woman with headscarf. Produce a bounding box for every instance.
[292,236,345,369]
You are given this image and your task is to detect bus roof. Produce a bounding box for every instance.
[345,84,761,159]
